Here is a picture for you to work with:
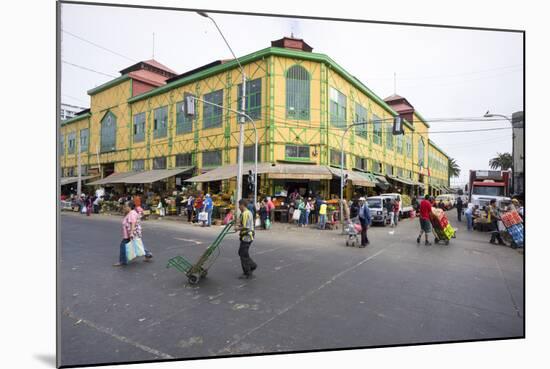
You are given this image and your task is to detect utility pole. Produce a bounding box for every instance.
[77,141,82,196]
[198,11,246,217]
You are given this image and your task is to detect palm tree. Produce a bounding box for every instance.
[489,152,513,170]
[448,157,460,178]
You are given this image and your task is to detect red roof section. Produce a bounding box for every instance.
[143,59,177,75]
[384,94,415,114]
[128,69,169,87]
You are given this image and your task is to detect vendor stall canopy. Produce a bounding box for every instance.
[60,175,97,186]
[87,167,194,185]
[185,162,376,186]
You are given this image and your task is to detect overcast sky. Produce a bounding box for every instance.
[60,3,523,186]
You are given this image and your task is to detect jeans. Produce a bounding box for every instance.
[187,208,193,222]
[238,241,257,275]
[457,207,462,222]
[388,211,395,226]
[299,210,306,225]
[393,212,399,226]
[119,238,129,265]
[318,214,327,229]
[360,220,369,245]
[465,213,473,231]
[305,210,310,225]
[207,208,213,226]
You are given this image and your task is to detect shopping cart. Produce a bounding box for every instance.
[344,217,361,247]
[167,221,236,285]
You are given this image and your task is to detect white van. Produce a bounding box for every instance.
[366,196,389,226]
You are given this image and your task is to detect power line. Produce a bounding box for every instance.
[62,60,117,78]
[62,29,137,63]
[62,94,90,105]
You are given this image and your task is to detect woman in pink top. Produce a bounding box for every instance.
[114,201,152,266]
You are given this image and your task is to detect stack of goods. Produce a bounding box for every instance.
[430,208,455,242]
[501,210,522,228]
[501,210,524,247]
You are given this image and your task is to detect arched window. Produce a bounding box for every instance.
[286,65,310,120]
[100,111,117,152]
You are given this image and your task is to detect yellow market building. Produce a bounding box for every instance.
[60,36,450,200]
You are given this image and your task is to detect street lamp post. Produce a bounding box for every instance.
[187,96,258,212]
[339,117,402,231]
[484,112,514,194]
[198,12,247,217]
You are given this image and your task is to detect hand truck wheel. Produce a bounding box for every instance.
[188,274,200,285]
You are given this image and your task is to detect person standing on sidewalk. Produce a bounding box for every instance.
[318,200,327,230]
[305,198,313,226]
[417,195,433,245]
[385,198,395,227]
[393,198,400,227]
[488,199,506,245]
[235,199,257,279]
[203,194,214,227]
[358,197,372,247]
[464,205,473,231]
[456,195,463,222]
[186,194,195,222]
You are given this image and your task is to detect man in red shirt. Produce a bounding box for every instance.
[417,194,433,245]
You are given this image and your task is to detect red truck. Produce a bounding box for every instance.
[468,170,511,209]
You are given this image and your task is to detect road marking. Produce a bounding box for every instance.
[219,248,387,354]
[174,237,202,245]
[63,308,174,359]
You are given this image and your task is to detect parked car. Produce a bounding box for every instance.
[366,196,388,226]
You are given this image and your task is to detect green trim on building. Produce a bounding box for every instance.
[402,118,414,131]
[61,113,90,126]
[428,139,449,159]
[414,111,431,128]
[126,47,399,118]
[87,75,131,96]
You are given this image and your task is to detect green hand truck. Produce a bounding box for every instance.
[166,221,235,285]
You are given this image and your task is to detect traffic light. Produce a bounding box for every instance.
[392,116,403,135]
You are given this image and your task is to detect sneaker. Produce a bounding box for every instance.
[425,240,432,245]
[417,236,421,244]
[112,263,126,267]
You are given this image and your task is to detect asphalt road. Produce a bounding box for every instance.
[59,210,524,367]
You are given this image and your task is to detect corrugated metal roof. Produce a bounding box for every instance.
[185,163,335,182]
[60,175,97,186]
[122,167,194,184]
[326,167,376,187]
[87,172,139,186]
